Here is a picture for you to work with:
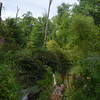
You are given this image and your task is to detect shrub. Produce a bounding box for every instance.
[0,64,19,100]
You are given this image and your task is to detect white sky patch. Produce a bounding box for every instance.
[0,0,78,19]
[2,11,15,19]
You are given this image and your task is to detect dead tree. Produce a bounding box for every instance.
[16,5,20,22]
[0,2,3,23]
[44,0,53,47]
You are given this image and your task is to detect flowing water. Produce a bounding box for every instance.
[22,94,28,100]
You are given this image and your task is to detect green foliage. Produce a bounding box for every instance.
[66,14,98,61]
[46,40,60,51]
[73,0,100,25]
[14,49,46,88]
[70,15,96,40]
[47,41,72,74]
[27,17,46,48]
[0,64,19,100]
[0,18,25,51]
[57,3,70,18]
[4,18,24,48]
[66,88,97,100]
[37,68,53,100]
[14,47,71,89]
[67,57,100,100]
[0,1,100,100]
[52,3,71,47]
[19,11,35,46]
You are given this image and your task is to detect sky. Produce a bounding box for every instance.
[0,0,78,19]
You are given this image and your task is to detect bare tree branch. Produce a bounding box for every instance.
[16,5,20,21]
[44,0,53,47]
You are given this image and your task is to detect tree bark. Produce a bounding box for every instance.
[0,2,3,24]
[44,0,53,47]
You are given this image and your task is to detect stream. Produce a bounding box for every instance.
[20,86,39,100]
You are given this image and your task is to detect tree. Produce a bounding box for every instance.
[52,3,71,47]
[73,0,100,25]
[19,11,35,47]
[27,17,46,48]
[44,0,53,47]
[57,3,70,17]
[3,18,24,49]
[0,2,3,23]
[67,14,98,60]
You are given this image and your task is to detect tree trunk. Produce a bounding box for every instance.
[44,0,53,47]
[0,2,3,23]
